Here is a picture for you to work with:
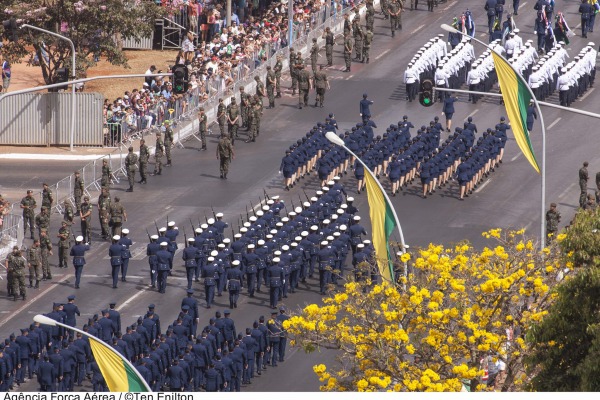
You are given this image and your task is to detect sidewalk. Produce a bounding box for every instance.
[0,144,125,160]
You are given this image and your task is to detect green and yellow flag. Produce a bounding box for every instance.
[492,53,540,173]
[89,336,149,392]
[364,170,397,282]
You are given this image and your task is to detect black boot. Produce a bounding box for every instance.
[35,280,39,289]
[126,186,133,192]
[28,280,33,288]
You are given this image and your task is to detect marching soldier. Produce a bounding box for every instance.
[63,199,74,225]
[125,146,138,192]
[118,229,133,282]
[545,203,561,245]
[310,38,319,73]
[579,161,589,208]
[108,235,123,289]
[41,183,54,210]
[353,23,364,61]
[35,206,50,240]
[100,159,112,190]
[156,242,172,294]
[363,28,373,63]
[297,64,311,109]
[266,66,276,109]
[80,196,92,244]
[266,258,284,309]
[198,107,208,151]
[227,99,240,145]
[274,55,283,97]
[255,76,266,100]
[289,48,297,95]
[240,86,250,129]
[366,0,376,31]
[217,134,235,180]
[247,100,261,143]
[39,229,53,280]
[73,171,84,216]
[313,67,330,108]
[139,139,149,184]
[57,220,71,269]
[97,189,111,240]
[323,27,335,67]
[28,239,42,289]
[109,196,127,237]
[388,0,401,37]
[343,33,353,72]
[70,236,90,289]
[164,120,174,167]
[153,131,164,176]
[20,189,37,239]
[217,98,227,137]
[6,246,27,301]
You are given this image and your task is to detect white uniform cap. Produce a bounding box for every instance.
[326,236,334,241]
[281,217,289,223]
[561,67,567,73]
[276,222,284,227]
[211,250,219,256]
[337,209,344,214]
[353,216,361,221]
[234,233,242,238]
[240,227,248,233]
[201,224,208,229]
[301,231,309,237]
[187,237,195,242]
[270,229,278,234]
[323,219,330,224]
[232,260,240,266]
[159,227,167,232]
[303,202,311,207]
[266,234,273,239]
[341,204,348,209]
[357,243,364,248]
[151,234,159,240]
[333,232,340,237]
[310,225,318,231]
[363,239,371,244]
[247,244,255,249]
[207,218,215,225]
[207,257,214,262]
[160,242,168,247]
[331,214,338,220]
[288,212,297,217]
[222,238,230,243]
[339,225,347,230]
[216,212,224,218]
[320,241,328,246]
[244,222,251,228]
[274,251,282,256]
[513,28,520,33]
[272,195,280,200]
[294,236,302,242]
[195,228,202,234]
[291,242,298,247]
[218,243,225,248]
[310,197,318,202]
[122,229,129,234]
[316,191,323,196]
[76,236,84,242]
[262,205,270,211]
[258,240,265,245]
[256,210,264,217]
[347,197,354,202]
[281,245,289,251]
[295,206,303,213]
[333,176,341,181]
[267,200,274,205]
[168,221,175,227]
[272,257,280,263]
[588,42,595,46]
[249,216,257,222]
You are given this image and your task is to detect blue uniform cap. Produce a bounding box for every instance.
[182,305,190,311]
[224,309,231,314]
[67,295,75,300]
[187,289,194,294]
[148,304,155,309]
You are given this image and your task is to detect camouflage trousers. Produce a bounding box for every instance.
[41,249,51,278]
[164,142,172,164]
[363,45,371,61]
[11,271,26,297]
[218,119,227,136]
[29,264,40,282]
[326,45,333,65]
[127,168,136,188]
[139,161,147,182]
[220,157,231,176]
[344,52,352,69]
[355,39,363,59]
[267,86,275,106]
[199,129,207,149]
[154,153,163,174]
[275,75,281,93]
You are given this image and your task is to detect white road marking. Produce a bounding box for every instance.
[117,287,149,312]
[375,49,391,61]
[475,178,492,193]
[511,153,522,162]
[0,275,72,328]
[580,87,595,101]
[411,24,425,35]
[347,74,354,79]
[558,182,576,199]
[465,109,479,119]
[547,117,561,130]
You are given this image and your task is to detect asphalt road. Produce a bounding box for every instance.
[2,0,599,392]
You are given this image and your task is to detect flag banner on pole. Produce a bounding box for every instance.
[492,53,541,173]
[89,336,148,392]
[364,170,396,282]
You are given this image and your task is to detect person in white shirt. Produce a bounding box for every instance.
[404,63,419,102]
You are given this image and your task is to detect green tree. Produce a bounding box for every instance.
[526,208,600,391]
[0,0,164,85]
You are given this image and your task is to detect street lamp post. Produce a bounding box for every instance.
[325,131,409,282]
[21,24,77,152]
[440,23,547,252]
[33,314,152,392]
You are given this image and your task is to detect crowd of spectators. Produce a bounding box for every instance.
[102,0,349,145]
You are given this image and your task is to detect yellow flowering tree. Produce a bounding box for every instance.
[284,229,565,392]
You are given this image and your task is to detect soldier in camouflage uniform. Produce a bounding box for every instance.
[63,200,74,225]
[35,206,50,239]
[240,86,249,129]
[20,189,37,239]
[381,0,389,18]
[217,134,235,179]
[198,107,208,151]
[310,38,319,73]
[363,28,374,63]
[39,229,53,280]
[545,203,561,245]
[343,33,353,72]
[101,159,112,190]
[313,67,329,108]
[366,0,376,31]
[80,196,92,244]
[246,101,261,143]
[254,94,263,135]
[28,239,42,289]
[153,132,164,175]
[217,98,227,137]
[139,139,150,184]
[97,189,111,240]
[353,22,364,61]
[289,48,297,95]
[125,146,138,192]
[109,196,127,237]
[41,183,53,210]
[227,98,240,145]
[57,221,71,269]
[323,27,335,66]
[297,64,311,109]
[266,66,276,109]
[274,55,283,97]
[73,171,84,215]
[6,246,27,301]
[164,121,174,167]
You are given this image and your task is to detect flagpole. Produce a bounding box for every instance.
[440,24,547,252]
[33,314,152,392]
[325,131,408,281]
